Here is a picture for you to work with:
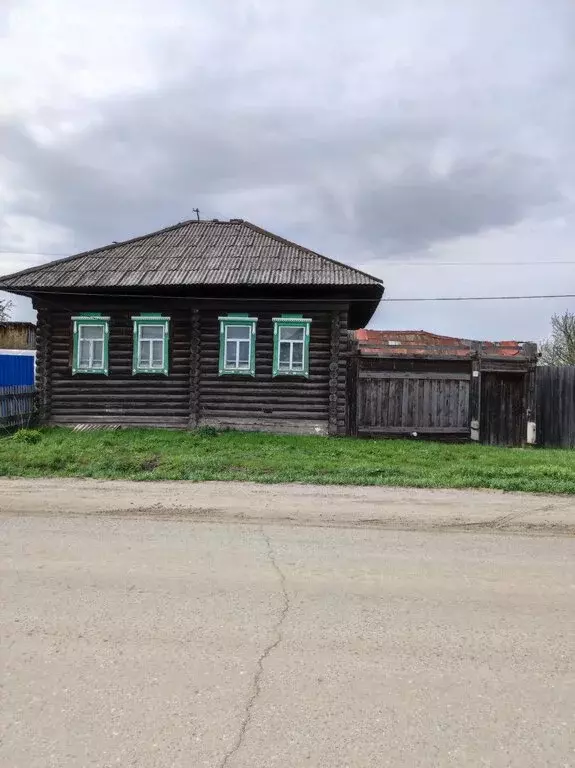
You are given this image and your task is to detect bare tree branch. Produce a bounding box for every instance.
[539,310,575,365]
[0,297,14,322]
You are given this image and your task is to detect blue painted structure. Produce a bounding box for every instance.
[0,351,35,386]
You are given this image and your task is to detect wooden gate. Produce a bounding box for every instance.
[356,370,470,437]
[480,372,527,446]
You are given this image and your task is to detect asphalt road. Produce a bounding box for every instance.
[1,481,575,767]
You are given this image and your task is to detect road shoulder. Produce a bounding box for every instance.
[1,478,574,535]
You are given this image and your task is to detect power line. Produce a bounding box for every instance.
[384,294,575,302]
[9,287,575,303]
[1,248,575,267]
[382,260,575,266]
[0,250,70,258]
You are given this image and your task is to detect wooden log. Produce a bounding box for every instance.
[189,308,200,428]
[328,310,340,435]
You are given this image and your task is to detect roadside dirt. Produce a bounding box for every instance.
[1,479,574,535]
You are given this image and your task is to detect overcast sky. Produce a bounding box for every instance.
[1,0,574,340]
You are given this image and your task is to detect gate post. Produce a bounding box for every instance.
[346,333,359,436]
[524,342,537,445]
[469,342,481,442]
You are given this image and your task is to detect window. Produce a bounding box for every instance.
[273,315,311,377]
[219,315,257,376]
[132,315,170,375]
[72,314,109,375]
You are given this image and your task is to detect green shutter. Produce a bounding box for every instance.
[72,314,110,375]
[218,315,257,376]
[272,316,311,377]
[132,314,170,375]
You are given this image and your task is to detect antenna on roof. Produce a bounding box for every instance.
[192,208,200,221]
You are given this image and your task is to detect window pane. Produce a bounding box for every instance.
[79,340,91,366]
[279,326,304,341]
[225,341,236,366]
[279,343,290,363]
[139,339,151,367]
[92,341,103,368]
[292,343,303,365]
[238,341,250,367]
[151,340,163,366]
[141,325,164,340]
[227,325,250,340]
[80,324,104,340]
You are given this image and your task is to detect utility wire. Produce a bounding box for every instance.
[7,288,575,303]
[0,250,70,258]
[382,260,575,266]
[384,294,575,302]
[1,248,575,267]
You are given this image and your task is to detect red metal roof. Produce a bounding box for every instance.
[354,329,527,358]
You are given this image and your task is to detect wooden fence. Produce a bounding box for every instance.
[537,366,575,448]
[356,369,470,436]
[0,385,37,429]
[348,340,538,445]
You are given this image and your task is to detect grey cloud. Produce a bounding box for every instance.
[2,78,568,257]
[345,153,562,253]
[2,0,575,339]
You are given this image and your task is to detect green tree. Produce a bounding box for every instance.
[539,310,575,365]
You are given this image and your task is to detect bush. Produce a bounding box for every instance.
[196,425,218,438]
[11,428,43,445]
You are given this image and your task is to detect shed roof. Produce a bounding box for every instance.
[0,219,383,292]
[354,330,531,359]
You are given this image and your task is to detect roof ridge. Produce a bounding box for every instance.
[242,221,383,284]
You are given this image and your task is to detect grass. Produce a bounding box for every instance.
[0,427,574,494]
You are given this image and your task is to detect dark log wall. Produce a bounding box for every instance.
[198,304,348,435]
[37,298,191,427]
[33,296,349,435]
[35,306,52,421]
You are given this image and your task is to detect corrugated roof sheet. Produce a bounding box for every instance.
[354,330,529,359]
[0,219,382,291]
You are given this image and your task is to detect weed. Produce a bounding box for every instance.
[195,426,219,438]
[11,428,42,445]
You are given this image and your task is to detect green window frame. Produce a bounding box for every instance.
[273,315,311,377]
[218,314,257,376]
[72,313,110,375]
[132,314,170,375]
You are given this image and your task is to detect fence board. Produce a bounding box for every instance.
[0,385,37,428]
[537,366,575,448]
[0,353,35,386]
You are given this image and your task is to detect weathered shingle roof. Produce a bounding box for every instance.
[0,219,382,291]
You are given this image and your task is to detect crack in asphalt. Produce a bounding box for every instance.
[218,526,290,768]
